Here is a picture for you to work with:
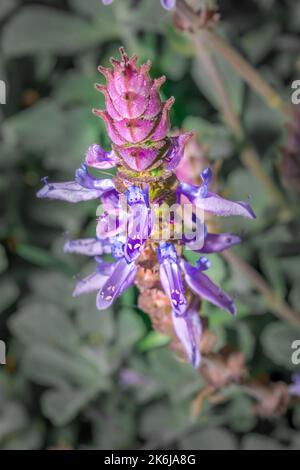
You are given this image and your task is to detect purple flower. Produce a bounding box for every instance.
[157,243,187,317]
[37,49,255,367]
[178,168,256,219]
[289,373,300,397]
[172,299,202,368]
[85,144,118,169]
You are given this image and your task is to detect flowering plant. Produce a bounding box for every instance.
[38,48,255,368]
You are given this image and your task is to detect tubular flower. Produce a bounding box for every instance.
[37,49,255,368]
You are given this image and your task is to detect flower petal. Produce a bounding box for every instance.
[73,264,115,297]
[124,188,152,262]
[161,0,176,10]
[186,233,241,253]
[172,300,202,368]
[125,205,152,261]
[85,144,118,169]
[96,258,137,310]
[75,164,115,192]
[181,260,236,315]
[158,243,187,317]
[179,183,256,219]
[164,132,193,171]
[37,181,102,203]
[64,238,112,256]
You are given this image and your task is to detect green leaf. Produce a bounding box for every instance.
[183,116,234,160]
[117,309,146,351]
[45,107,100,172]
[15,243,69,271]
[180,427,237,450]
[241,23,280,64]
[22,344,109,389]
[137,331,171,352]
[2,7,102,57]
[192,49,244,117]
[261,322,300,370]
[226,395,256,433]
[0,402,27,442]
[28,271,76,311]
[75,306,115,344]
[41,385,103,427]
[241,434,284,450]
[0,245,8,274]
[147,349,201,403]
[53,71,100,107]
[140,402,192,441]
[9,302,79,351]
[0,279,19,314]
[3,100,64,154]
[0,0,17,21]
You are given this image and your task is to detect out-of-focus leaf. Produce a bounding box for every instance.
[53,71,100,107]
[226,395,256,433]
[22,344,110,389]
[15,243,70,271]
[245,93,284,139]
[2,7,103,57]
[41,384,103,427]
[29,271,76,311]
[0,402,27,442]
[192,49,244,116]
[183,116,234,159]
[45,107,101,172]
[92,401,135,450]
[0,245,8,274]
[75,306,115,344]
[147,349,201,403]
[140,401,192,442]
[137,331,171,352]
[117,309,146,351]
[234,322,255,360]
[241,24,280,64]
[259,252,286,299]
[241,434,284,450]
[180,427,237,450]
[1,420,45,450]
[262,322,300,370]
[160,45,188,81]
[0,0,17,21]
[289,2,300,32]
[0,279,19,313]
[9,302,79,351]
[2,100,64,154]
[166,25,194,57]
[289,284,300,312]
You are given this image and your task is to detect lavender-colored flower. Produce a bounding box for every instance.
[289,373,300,397]
[37,49,255,367]
[101,0,176,11]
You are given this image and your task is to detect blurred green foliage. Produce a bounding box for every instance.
[0,0,300,450]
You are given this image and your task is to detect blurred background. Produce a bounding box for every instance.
[0,0,300,450]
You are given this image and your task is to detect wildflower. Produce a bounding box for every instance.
[37,49,255,367]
